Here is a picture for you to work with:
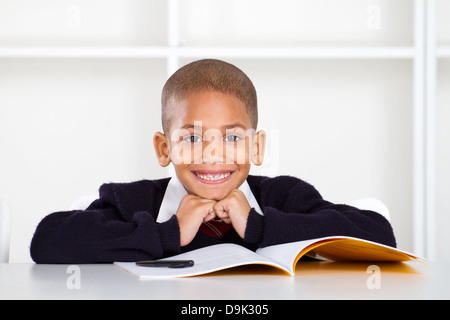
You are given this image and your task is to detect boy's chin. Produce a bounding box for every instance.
[193,189,230,201]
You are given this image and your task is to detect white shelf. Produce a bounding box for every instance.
[0,46,415,59]
[0,46,169,58]
[177,46,415,59]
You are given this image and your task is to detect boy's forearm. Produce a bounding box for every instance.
[30,209,180,264]
[246,205,396,249]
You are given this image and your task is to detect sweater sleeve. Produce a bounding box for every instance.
[30,182,180,264]
[245,176,397,249]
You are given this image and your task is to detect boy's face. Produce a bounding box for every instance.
[154,91,265,201]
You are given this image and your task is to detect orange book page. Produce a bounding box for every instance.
[296,238,420,265]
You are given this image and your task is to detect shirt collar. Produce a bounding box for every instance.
[156,175,263,223]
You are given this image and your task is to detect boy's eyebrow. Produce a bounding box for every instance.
[180,124,198,130]
[179,123,248,130]
[222,123,248,130]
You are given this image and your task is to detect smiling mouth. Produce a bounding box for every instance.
[192,171,233,183]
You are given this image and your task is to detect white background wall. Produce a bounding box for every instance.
[0,0,448,263]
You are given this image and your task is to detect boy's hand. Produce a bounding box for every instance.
[176,194,216,247]
[214,189,251,239]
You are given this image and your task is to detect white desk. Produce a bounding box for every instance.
[0,261,448,300]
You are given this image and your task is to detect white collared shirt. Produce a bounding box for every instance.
[156,175,263,223]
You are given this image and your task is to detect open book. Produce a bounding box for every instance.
[114,236,424,279]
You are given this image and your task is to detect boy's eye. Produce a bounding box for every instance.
[184,135,201,143]
[224,135,241,142]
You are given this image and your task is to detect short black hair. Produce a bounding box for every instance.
[161,59,258,133]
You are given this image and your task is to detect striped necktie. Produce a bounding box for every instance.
[199,220,233,239]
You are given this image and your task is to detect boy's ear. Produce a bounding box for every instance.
[251,130,266,166]
[153,132,171,167]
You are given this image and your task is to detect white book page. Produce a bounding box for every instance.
[256,238,322,273]
[115,243,291,279]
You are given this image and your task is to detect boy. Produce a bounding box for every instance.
[30,59,396,264]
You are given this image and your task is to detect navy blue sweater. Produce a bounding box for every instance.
[30,175,396,264]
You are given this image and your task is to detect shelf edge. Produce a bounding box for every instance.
[0,46,415,59]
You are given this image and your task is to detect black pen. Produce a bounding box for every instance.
[136,260,194,268]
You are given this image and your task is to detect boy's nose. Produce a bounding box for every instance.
[202,137,225,164]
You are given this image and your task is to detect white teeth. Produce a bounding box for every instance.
[196,172,231,181]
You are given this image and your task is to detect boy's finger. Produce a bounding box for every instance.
[203,209,217,222]
[222,217,231,224]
